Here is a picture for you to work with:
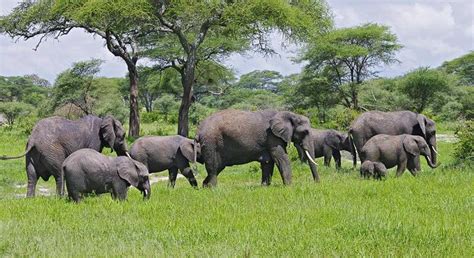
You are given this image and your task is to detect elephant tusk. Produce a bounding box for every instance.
[304,150,318,166]
[144,189,148,196]
[126,152,132,159]
[431,146,440,156]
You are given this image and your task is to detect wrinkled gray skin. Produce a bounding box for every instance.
[0,115,128,197]
[360,160,387,180]
[63,149,150,202]
[349,111,438,166]
[129,135,202,188]
[295,129,356,169]
[360,134,437,177]
[196,109,318,187]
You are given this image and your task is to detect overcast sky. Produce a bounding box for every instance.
[0,0,472,83]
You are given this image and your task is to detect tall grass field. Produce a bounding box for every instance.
[0,124,472,256]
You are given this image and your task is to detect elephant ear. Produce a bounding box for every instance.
[324,131,340,149]
[116,157,139,187]
[179,140,195,162]
[270,112,293,143]
[416,114,427,137]
[403,136,420,156]
[100,116,116,151]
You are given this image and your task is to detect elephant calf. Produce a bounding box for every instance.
[129,135,201,188]
[360,161,387,180]
[360,134,438,177]
[62,149,151,202]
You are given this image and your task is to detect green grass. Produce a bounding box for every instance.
[0,126,472,256]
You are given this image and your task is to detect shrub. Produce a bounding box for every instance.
[453,120,474,166]
[0,101,34,125]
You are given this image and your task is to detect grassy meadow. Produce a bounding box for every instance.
[0,123,472,257]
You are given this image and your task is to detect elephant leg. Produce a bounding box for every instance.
[112,180,128,201]
[180,167,198,188]
[261,160,275,186]
[323,147,332,167]
[26,161,38,197]
[168,167,179,188]
[203,163,223,188]
[332,149,342,170]
[54,175,65,197]
[270,146,292,185]
[396,161,407,177]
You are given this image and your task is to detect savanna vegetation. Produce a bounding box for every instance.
[0,0,472,256]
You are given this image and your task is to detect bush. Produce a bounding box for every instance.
[154,94,180,123]
[141,111,163,123]
[453,120,474,166]
[439,101,463,121]
[189,103,216,125]
[322,106,359,131]
[0,101,34,125]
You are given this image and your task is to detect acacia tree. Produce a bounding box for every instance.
[147,0,332,136]
[0,0,152,137]
[300,23,402,110]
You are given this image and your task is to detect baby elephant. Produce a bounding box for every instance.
[62,149,151,202]
[361,134,438,177]
[360,160,387,180]
[129,135,201,188]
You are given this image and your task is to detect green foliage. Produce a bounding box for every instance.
[454,120,474,166]
[189,103,216,125]
[400,67,448,113]
[154,94,180,122]
[0,102,34,125]
[300,23,402,109]
[440,51,474,86]
[0,75,50,105]
[234,70,282,92]
[323,106,360,130]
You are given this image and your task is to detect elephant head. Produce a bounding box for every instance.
[179,140,202,164]
[361,161,387,179]
[100,116,128,156]
[116,157,151,199]
[417,114,437,166]
[270,111,319,181]
[403,135,437,168]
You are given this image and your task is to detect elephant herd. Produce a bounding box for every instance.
[0,109,439,202]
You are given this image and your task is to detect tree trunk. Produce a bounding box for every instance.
[177,56,196,137]
[351,83,359,110]
[128,66,140,138]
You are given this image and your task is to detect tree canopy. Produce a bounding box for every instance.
[300,23,402,109]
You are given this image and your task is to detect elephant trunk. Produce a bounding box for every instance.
[142,181,151,199]
[425,155,439,168]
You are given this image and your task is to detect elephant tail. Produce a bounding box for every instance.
[0,141,33,160]
[348,128,357,168]
[191,137,199,175]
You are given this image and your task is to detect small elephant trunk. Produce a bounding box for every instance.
[142,181,151,199]
[425,155,438,168]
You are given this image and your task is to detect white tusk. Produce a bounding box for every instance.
[144,189,148,196]
[304,150,318,166]
[126,152,132,159]
[426,156,431,162]
[431,146,440,156]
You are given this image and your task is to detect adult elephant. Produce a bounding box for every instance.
[0,115,128,197]
[196,109,319,187]
[349,111,438,166]
[295,129,356,169]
